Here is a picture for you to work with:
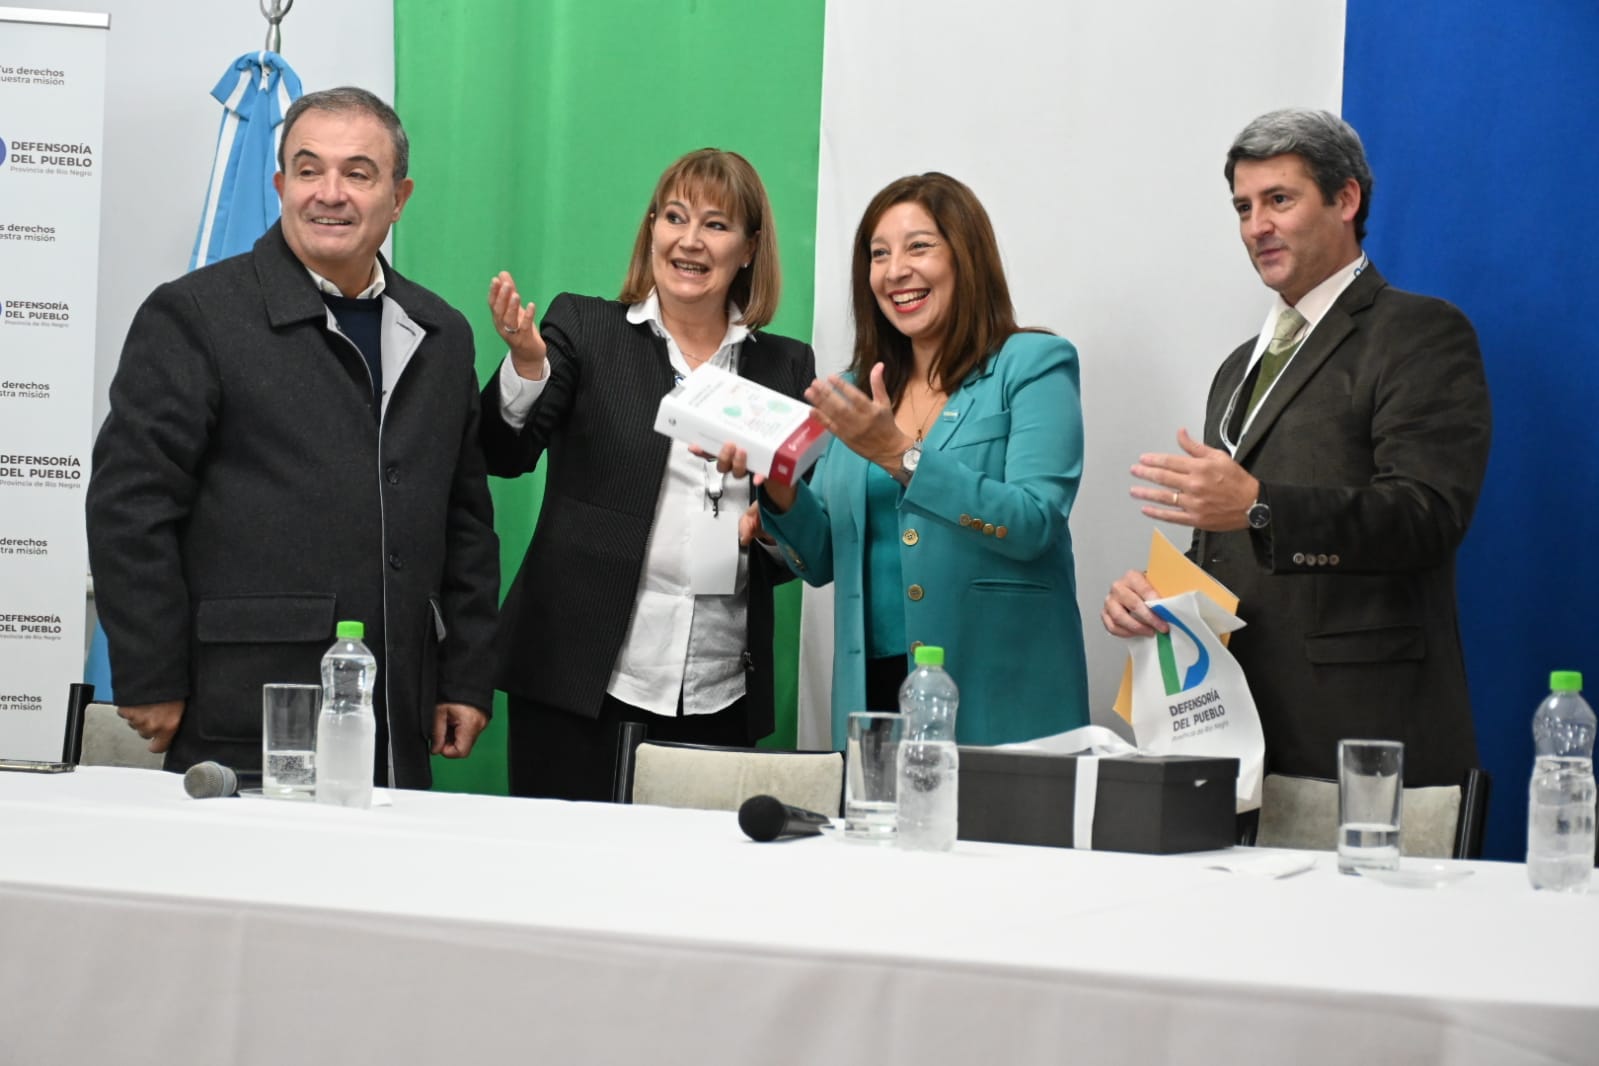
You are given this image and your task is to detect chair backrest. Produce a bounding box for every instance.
[78,703,166,771]
[1255,768,1490,860]
[615,725,844,815]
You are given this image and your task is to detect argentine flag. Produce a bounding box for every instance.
[190,50,302,271]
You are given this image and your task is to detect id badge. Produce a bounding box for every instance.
[690,504,739,594]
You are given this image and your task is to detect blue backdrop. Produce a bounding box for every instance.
[1344,0,1599,860]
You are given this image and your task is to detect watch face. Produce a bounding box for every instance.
[903,446,921,472]
[1247,502,1270,529]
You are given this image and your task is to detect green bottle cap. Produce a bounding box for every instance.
[1550,670,1582,692]
[913,645,944,667]
[336,620,365,640]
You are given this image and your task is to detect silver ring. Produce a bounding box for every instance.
[502,324,521,334]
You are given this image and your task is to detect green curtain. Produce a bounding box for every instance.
[393,0,826,793]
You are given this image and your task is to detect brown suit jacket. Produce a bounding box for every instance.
[1193,265,1491,785]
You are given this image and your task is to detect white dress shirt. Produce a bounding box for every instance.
[305,262,385,300]
[496,290,751,718]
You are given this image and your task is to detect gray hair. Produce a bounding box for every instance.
[277,86,410,183]
[1224,108,1373,241]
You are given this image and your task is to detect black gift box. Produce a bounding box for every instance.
[956,748,1239,854]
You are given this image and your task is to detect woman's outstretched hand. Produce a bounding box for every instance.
[488,270,547,380]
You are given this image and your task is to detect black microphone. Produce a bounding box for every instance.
[738,794,832,842]
[182,761,261,799]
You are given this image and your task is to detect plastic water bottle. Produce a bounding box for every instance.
[316,619,377,809]
[1526,670,1596,892]
[896,645,960,852]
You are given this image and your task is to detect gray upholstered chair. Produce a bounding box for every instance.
[1255,768,1490,859]
[614,724,844,816]
[78,702,166,770]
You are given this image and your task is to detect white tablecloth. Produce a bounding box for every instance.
[0,767,1594,1065]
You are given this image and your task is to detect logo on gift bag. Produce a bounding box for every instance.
[1129,590,1265,812]
[1151,604,1209,695]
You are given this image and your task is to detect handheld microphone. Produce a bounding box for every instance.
[738,794,832,842]
[182,761,261,799]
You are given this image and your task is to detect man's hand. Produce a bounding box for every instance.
[118,700,185,753]
[1130,428,1259,532]
[1100,571,1169,638]
[432,702,488,758]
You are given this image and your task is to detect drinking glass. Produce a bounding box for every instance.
[844,711,902,843]
[262,683,320,799]
[1337,738,1403,874]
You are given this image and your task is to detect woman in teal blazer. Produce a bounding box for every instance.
[750,172,1090,747]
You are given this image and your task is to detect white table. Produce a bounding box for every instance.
[1,767,1594,1065]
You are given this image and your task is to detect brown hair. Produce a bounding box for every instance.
[618,149,781,330]
[848,172,1038,401]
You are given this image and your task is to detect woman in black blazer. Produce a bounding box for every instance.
[479,149,816,800]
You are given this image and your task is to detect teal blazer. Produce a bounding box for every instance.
[764,332,1090,748]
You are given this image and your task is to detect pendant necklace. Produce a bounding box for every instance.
[906,384,942,442]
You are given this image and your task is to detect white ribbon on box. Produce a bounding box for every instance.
[1073,756,1099,849]
[997,725,1139,850]
[1000,653,1265,846]
[1003,587,1268,843]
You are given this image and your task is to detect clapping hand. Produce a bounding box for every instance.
[804,363,913,471]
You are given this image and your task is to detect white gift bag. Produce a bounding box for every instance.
[1129,590,1264,812]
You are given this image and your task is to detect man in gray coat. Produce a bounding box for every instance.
[1102,109,1491,786]
[86,87,498,788]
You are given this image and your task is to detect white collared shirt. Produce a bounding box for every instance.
[1227,254,1368,450]
[304,262,386,300]
[497,290,752,718]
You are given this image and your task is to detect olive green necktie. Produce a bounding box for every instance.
[1245,307,1308,419]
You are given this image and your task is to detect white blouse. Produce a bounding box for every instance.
[496,290,751,717]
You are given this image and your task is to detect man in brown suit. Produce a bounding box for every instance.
[1102,108,1491,786]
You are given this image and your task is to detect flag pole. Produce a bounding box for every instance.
[261,0,294,55]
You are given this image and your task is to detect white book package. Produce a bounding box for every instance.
[653,364,831,485]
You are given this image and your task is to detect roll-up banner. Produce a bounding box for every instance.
[0,7,108,759]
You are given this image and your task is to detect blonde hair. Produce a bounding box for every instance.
[618,148,782,330]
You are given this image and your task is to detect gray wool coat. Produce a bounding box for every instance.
[86,223,499,788]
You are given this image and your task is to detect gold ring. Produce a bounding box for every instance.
[1172,491,1180,507]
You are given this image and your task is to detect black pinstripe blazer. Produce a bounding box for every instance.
[479,293,817,740]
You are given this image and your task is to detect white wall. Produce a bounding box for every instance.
[13,0,394,429]
[811,0,1346,737]
[15,0,1345,740]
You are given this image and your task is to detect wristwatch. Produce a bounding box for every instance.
[1246,484,1271,530]
[894,441,922,487]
